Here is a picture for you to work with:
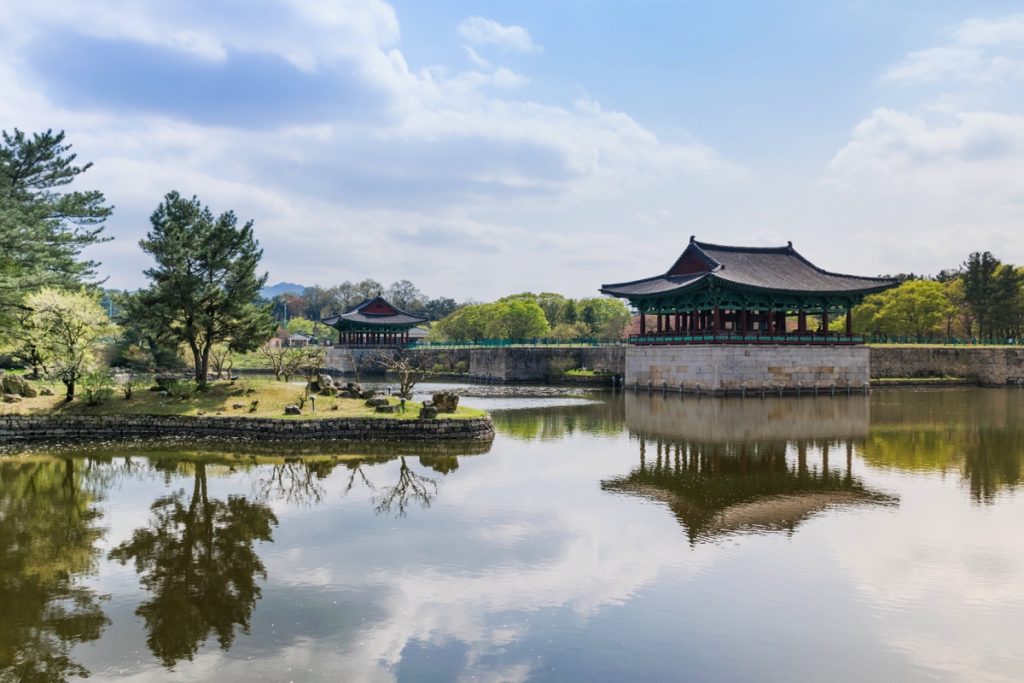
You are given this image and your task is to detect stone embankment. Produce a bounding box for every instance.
[0,414,495,444]
[869,347,1024,385]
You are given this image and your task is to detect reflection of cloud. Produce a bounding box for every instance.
[828,469,1024,682]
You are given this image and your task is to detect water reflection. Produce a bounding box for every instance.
[0,458,109,682]
[491,396,625,440]
[109,462,277,668]
[605,437,895,542]
[864,389,1024,502]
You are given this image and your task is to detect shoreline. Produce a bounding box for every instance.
[0,413,495,444]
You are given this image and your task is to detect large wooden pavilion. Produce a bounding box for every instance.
[600,237,899,344]
[321,296,427,346]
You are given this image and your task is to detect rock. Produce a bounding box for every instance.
[319,386,338,397]
[375,405,396,413]
[359,389,379,399]
[432,391,459,413]
[1,375,34,397]
[232,403,245,409]
[196,410,206,416]
[284,404,302,415]
[39,387,55,396]
[419,405,438,419]
[329,404,339,411]
[365,397,389,408]
[318,374,334,387]
[2,393,22,403]
[338,389,358,399]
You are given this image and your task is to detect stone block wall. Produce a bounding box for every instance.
[468,347,625,382]
[869,347,1024,385]
[626,345,870,394]
[0,414,495,444]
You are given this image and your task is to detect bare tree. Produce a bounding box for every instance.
[373,348,434,398]
[258,343,325,382]
[372,457,438,517]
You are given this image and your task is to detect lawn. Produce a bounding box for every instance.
[0,378,486,420]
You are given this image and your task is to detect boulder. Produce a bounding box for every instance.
[419,405,438,419]
[432,391,459,413]
[375,404,397,413]
[3,393,22,403]
[232,403,245,409]
[358,388,379,399]
[365,397,389,408]
[338,389,358,399]
[284,404,302,415]
[39,387,55,396]
[1,375,34,397]
[319,386,338,397]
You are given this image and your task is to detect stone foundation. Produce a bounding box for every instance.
[0,414,495,444]
[626,344,870,394]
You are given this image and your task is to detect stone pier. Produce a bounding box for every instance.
[626,344,870,394]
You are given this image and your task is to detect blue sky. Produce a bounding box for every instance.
[3,0,1024,298]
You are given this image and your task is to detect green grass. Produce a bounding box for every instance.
[1,378,486,420]
[564,369,611,377]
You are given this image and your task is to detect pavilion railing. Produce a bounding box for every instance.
[408,338,627,349]
[864,335,1024,346]
[626,333,865,345]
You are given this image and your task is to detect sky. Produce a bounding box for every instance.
[3,0,1024,299]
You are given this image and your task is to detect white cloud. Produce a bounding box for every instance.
[457,16,541,54]
[882,13,1024,84]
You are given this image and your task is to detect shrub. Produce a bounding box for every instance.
[81,370,117,406]
[546,358,577,382]
[165,379,198,400]
[453,360,468,374]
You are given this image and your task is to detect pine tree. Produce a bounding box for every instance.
[133,192,276,387]
[0,129,112,328]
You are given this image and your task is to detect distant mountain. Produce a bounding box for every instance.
[261,282,307,299]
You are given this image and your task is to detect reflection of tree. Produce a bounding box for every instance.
[255,459,339,506]
[0,458,109,682]
[109,463,277,668]
[863,426,1024,504]
[493,399,626,441]
[373,457,438,517]
[604,436,893,543]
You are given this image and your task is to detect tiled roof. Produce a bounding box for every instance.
[601,238,899,297]
[321,296,428,327]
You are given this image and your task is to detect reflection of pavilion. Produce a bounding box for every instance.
[625,392,870,443]
[604,437,894,542]
[608,393,892,542]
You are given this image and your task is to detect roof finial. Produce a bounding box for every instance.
[787,240,793,248]
[689,235,695,244]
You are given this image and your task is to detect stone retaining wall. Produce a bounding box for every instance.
[869,346,1024,385]
[467,347,625,382]
[0,414,495,444]
[626,345,870,394]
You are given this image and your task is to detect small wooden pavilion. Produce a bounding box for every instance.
[321,296,427,347]
[600,237,899,343]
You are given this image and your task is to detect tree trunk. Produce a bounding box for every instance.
[64,379,75,402]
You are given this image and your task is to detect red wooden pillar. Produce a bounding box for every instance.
[767,310,775,335]
[845,308,853,337]
[798,311,807,333]
[822,309,830,334]
[675,313,681,333]
[640,313,646,335]
[712,307,721,335]
[656,314,663,333]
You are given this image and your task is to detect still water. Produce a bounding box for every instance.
[2,386,1023,682]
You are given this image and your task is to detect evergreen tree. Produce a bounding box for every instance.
[133,192,275,387]
[962,251,1000,337]
[0,129,112,327]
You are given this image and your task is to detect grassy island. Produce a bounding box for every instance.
[0,378,486,421]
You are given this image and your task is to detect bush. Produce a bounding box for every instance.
[453,360,468,374]
[546,358,577,382]
[165,379,198,400]
[81,370,117,406]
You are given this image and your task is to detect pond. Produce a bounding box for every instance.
[2,386,1023,682]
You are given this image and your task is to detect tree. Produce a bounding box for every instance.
[386,279,426,313]
[577,297,632,338]
[963,251,1001,337]
[0,458,110,681]
[109,463,277,668]
[421,296,459,321]
[26,288,117,400]
[0,129,112,331]
[873,280,954,338]
[133,192,276,388]
[258,342,324,382]
[484,299,550,339]
[536,292,569,327]
[374,348,434,398]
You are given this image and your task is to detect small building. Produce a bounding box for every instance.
[600,237,899,343]
[321,296,428,347]
[286,332,313,348]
